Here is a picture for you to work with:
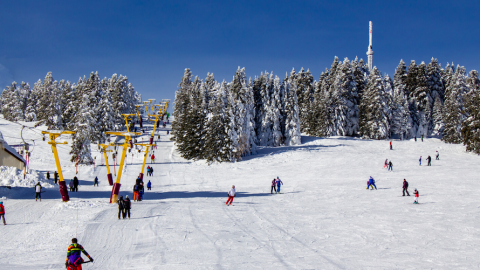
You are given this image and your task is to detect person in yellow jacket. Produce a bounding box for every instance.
[65,238,93,270]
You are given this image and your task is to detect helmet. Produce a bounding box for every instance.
[0,201,3,205]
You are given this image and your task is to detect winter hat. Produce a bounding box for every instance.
[126,195,129,199]
[0,201,3,205]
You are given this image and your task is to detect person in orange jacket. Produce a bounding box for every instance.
[0,201,6,225]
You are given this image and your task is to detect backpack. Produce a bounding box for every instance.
[134,185,139,191]
[406,181,409,188]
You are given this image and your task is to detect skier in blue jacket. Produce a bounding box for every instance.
[147,180,152,190]
[275,177,283,193]
[368,176,377,190]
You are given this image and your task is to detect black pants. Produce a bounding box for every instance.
[147,187,151,190]
[428,161,431,166]
[403,188,410,196]
[73,186,78,192]
[118,209,125,219]
[124,209,130,219]
[35,193,41,200]
[271,186,276,193]
[94,182,98,186]
[0,214,5,225]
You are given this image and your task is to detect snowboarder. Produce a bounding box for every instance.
[117,195,125,219]
[73,176,79,192]
[46,171,50,180]
[414,188,419,204]
[124,195,131,219]
[65,238,93,270]
[436,151,439,160]
[147,180,152,190]
[133,184,140,202]
[426,155,432,166]
[275,177,283,193]
[35,182,42,201]
[270,179,276,194]
[388,161,393,171]
[419,156,422,166]
[390,141,392,150]
[367,176,377,190]
[226,185,236,206]
[384,159,388,168]
[54,171,59,184]
[94,176,99,187]
[151,153,155,164]
[402,179,410,196]
[0,201,6,225]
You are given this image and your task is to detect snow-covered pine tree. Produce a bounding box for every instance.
[25,80,40,122]
[331,58,358,136]
[412,61,433,137]
[310,70,330,137]
[391,62,411,140]
[431,96,444,136]
[295,68,314,133]
[283,69,301,145]
[383,74,394,137]
[461,70,480,153]
[352,57,368,102]
[427,58,445,102]
[405,61,418,98]
[359,67,390,139]
[171,69,193,155]
[269,75,284,146]
[95,77,115,143]
[442,66,467,144]
[1,82,17,121]
[442,63,455,97]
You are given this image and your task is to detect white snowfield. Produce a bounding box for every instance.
[1,117,480,269]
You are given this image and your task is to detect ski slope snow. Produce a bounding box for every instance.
[1,117,480,269]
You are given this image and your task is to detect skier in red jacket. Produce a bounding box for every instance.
[414,189,419,204]
[0,201,6,225]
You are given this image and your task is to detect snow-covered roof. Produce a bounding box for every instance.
[0,131,26,164]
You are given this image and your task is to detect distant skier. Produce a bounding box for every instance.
[69,180,74,192]
[388,161,393,171]
[384,159,388,168]
[147,180,152,190]
[421,135,424,142]
[54,171,59,184]
[413,188,419,204]
[124,195,131,219]
[419,156,422,166]
[46,171,50,180]
[151,153,155,164]
[35,182,42,201]
[226,185,236,206]
[65,238,93,270]
[426,155,432,166]
[275,177,283,193]
[94,176,99,187]
[150,167,154,176]
[436,151,439,160]
[117,195,125,219]
[133,184,140,202]
[402,179,410,196]
[138,182,145,201]
[270,178,276,194]
[0,201,6,225]
[367,176,377,190]
[73,176,79,192]
[390,141,392,150]
[414,136,417,142]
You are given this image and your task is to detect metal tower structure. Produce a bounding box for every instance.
[366,21,374,70]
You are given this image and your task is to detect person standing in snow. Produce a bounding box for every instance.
[414,189,419,204]
[436,151,439,160]
[146,166,151,176]
[35,182,42,201]
[226,185,236,206]
[388,161,393,171]
[117,195,125,219]
[138,183,145,201]
[65,238,93,270]
[426,155,432,166]
[275,177,283,193]
[123,195,131,219]
[73,176,79,192]
[384,159,388,169]
[54,171,59,184]
[421,135,424,142]
[147,180,152,190]
[367,176,377,190]
[419,156,422,166]
[0,201,6,225]
[390,141,392,150]
[133,184,140,202]
[46,171,50,180]
[94,176,99,187]
[151,153,155,164]
[150,167,154,176]
[402,179,410,196]
[270,179,276,194]
[69,180,74,192]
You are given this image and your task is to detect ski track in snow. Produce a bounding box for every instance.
[1,118,480,269]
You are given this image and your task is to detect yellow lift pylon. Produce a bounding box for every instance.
[98,143,114,185]
[106,114,140,203]
[41,130,75,202]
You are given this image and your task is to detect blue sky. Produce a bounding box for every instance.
[1,1,479,111]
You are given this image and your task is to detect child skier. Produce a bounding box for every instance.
[270,179,276,194]
[275,177,283,193]
[65,238,93,270]
[0,201,5,225]
[226,185,236,206]
[414,188,419,204]
[147,180,152,190]
[367,176,377,190]
[384,159,388,168]
[35,182,42,201]
[388,161,393,171]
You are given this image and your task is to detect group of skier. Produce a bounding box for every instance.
[117,195,132,219]
[146,166,154,176]
[69,176,80,192]
[270,177,283,194]
[46,171,59,184]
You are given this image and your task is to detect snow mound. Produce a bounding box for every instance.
[0,166,54,188]
[55,199,109,210]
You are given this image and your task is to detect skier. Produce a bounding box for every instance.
[117,195,125,219]
[133,184,140,202]
[65,238,93,270]
[390,141,392,150]
[0,201,6,225]
[138,183,145,201]
[35,182,42,201]
[94,176,99,187]
[426,155,432,166]
[151,153,155,164]
[384,159,388,168]
[69,180,74,192]
[150,167,154,176]
[167,130,169,135]
[436,151,439,160]
[367,176,377,190]
[402,179,410,196]
[413,188,419,204]
[270,178,276,194]
[226,185,236,206]
[147,180,152,190]
[123,195,131,219]
[54,171,59,184]
[275,177,283,193]
[73,176,79,192]
[419,156,422,166]
[414,136,417,142]
[46,171,50,180]
[388,161,393,171]
[421,135,424,142]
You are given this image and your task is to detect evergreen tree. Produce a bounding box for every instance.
[331,58,358,136]
[296,68,314,133]
[427,58,444,101]
[284,69,302,145]
[431,96,444,136]
[171,69,193,156]
[442,66,467,144]
[462,70,480,153]
[412,61,433,137]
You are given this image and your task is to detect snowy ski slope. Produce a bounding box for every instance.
[1,117,480,269]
